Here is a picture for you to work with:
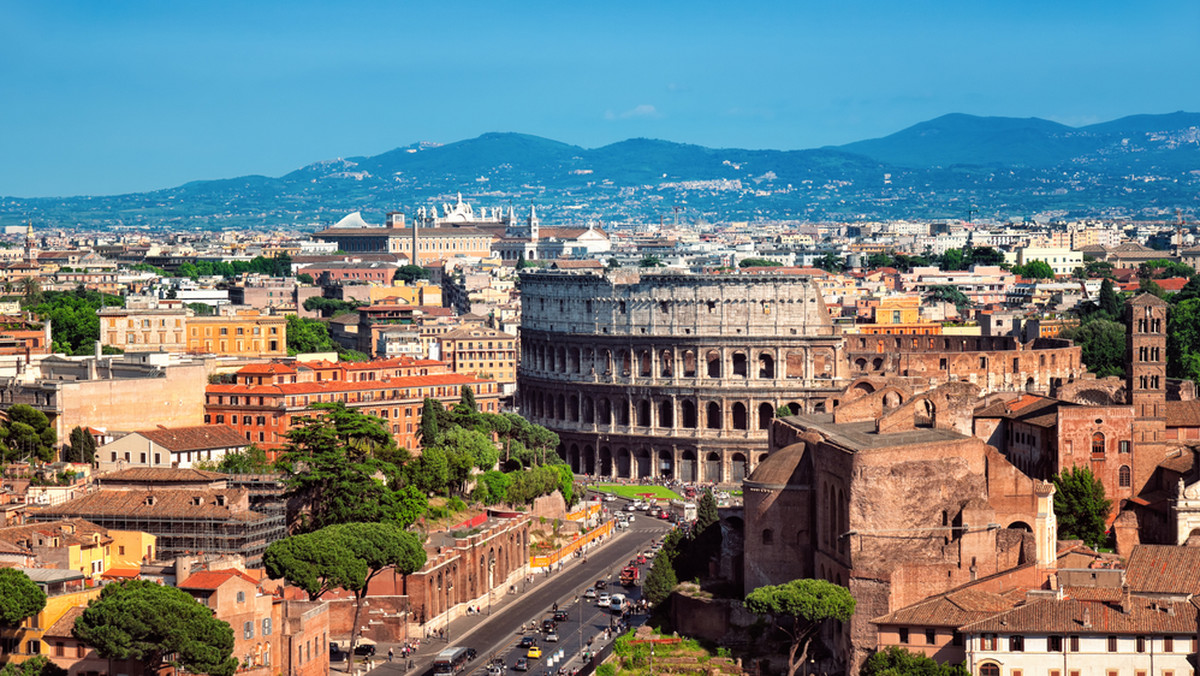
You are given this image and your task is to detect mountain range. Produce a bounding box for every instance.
[4,111,1199,229]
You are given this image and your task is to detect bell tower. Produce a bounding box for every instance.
[1125,293,1168,494]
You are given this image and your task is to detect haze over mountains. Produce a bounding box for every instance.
[4,111,1198,229]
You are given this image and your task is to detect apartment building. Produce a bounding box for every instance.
[204,357,501,452]
[436,325,518,394]
[186,309,287,358]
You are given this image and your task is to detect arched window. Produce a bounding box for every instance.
[1092,432,1106,458]
[979,665,1000,676]
[706,402,722,430]
[761,529,774,545]
[1119,465,1131,488]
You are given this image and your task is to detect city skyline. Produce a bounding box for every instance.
[1,0,1198,198]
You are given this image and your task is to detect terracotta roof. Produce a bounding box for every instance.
[1165,401,1200,428]
[43,606,86,639]
[179,568,259,590]
[0,518,111,552]
[974,395,1062,428]
[39,487,257,521]
[237,363,297,375]
[133,425,248,453]
[960,597,1199,635]
[874,588,1019,627]
[549,260,604,269]
[101,567,142,579]
[207,372,491,397]
[1157,277,1190,292]
[1062,586,1123,602]
[99,467,226,483]
[1124,545,1200,594]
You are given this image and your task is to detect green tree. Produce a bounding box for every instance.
[696,489,719,531]
[296,272,315,285]
[396,265,430,284]
[27,289,124,355]
[65,425,96,464]
[923,285,972,312]
[1168,298,1200,381]
[0,656,68,676]
[814,252,844,273]
[1067,319,1126,378]
[738,258,777,268]
[72,579,237,676]
[639,255,665,268]
[966,246,1005,267]
[515,253,530,270]
[745,579,856,676]
[275,403,425,531]
[5,404,56,462]
[861,646,969,676]
[460,384,477,413]
[0,568,46,626]
[265,522,426,658]
[419,397,444,447]
[937,248,966,271]
[212,444,272,474]
[1099,277,1122,318]
[643,549,679,605]
[285,314,339,354]
[1052,466,1112,548]
[1012,259,1056,280]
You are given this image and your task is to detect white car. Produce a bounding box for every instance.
[604,495,616,502]
[626,504,638,512]
[597,593,611,608]
[545,632,559,643]
[638,502,650,511]
[584,587,597,599]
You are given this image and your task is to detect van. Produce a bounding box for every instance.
[608,593,628,613]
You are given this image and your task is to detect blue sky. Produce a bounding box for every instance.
[1,0,1197,197]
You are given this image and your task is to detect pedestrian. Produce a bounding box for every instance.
[389,648,394,662]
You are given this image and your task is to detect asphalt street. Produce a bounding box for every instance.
[361,499,674,676]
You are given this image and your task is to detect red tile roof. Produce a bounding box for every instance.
[960,597,1199,635]
[208,372,491,397]
[1124,545,1200,594]
[135,425,249,453]
[179,568,260,590]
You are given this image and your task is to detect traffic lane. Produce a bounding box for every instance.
[495,602,628,672]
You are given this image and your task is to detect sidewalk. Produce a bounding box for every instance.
[362,524,633,676]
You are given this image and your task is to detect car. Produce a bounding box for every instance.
[638,502,650,511]
[583,586,596,599]
[513,658,529,671]
[526,646,543,659]
[541,619,556,633]
[553,610,570,621]
[353,643,377,656]
[519,636,537,649]
[604,495,616,502]
[330,642,341,657]
[636,554,646,564]
[647,508,659,517]
[659,512,670,520]
[626,504,637,512]
[488,666,504,676]
[545,631,559,642]
[597,593,611,607]
[595,579,607,590]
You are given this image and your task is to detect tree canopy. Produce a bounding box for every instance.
[923,285,972,312]
[25,289,123,355]
[861,647,969,676]
[1052,466,1112,548]
[73,579,237,676]
[65,426,96,464]
[1011,259,1056,280]
[738,258,777,268]
[396,265,430,284]
[0,656,68,676]
[175,254,292,280]
[1066,319,1126,378]
[0,568,46,626]
[745,579,856,676]
[643,549,679,605]
[264,522,425,655]
[1,404,58,463]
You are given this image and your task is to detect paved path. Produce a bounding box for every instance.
[355,509,670,676]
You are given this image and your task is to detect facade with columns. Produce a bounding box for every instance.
[518,269,846,484]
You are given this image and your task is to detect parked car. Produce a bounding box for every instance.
[513,658,529,671]
[353,643,377,656]
[604,495,616,502]
[658,512,670,520]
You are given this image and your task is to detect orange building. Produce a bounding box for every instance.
[204,358,501,453]
[436,325,518,393]
[187,309,288,358]
[851,295,943,335]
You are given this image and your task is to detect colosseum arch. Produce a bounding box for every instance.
[568,395,579,422]
[620,350,632,376]
[634,448,652,478]
[616,448,631,478]
[913,397,936,428]
[732,351,748,377]
[871,356,884,371]
[660,350,674,377]
[617,399,630,426]
[582,396,594,424]
[597,398,612,425]
[599,349,612,375]
[731,452,748,484]
[637,400,651,427]
[706,402,722,429]
[569,347,580,373]
[706,350,722,377]
[732,402,748,430]
[758,352,775,379]
[681,400,698,428]
[658,399,674,428]
[758,402,774,429]
[583,446,596,474]
[556,394,566,420]
[598,446,612,477]
[853,357,868,373]
[786,350,805,378]
[683,350,697,377]
[705,452,722,483]
[679,450,697,482]
[658,449,673,478]
[567,444,580,473]
[556,346,566,372]
[639,350,652,377]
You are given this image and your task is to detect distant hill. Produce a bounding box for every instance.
[3,111,1198,228]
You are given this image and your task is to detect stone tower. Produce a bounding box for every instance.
[528,205,540,241]
[1125,293,1168,494]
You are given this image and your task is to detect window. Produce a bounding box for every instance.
[925,628,936,645]
[1009,635,1024,652]
[1069,635,1079,652]
[1119,465,1132,487]
[1136,635,1146,653]
[979,665,999,676]
[237,591,246,603]
[1119,440,1130,453]
[262,618,272,636]
[1092,432,1106,458]
[761,529,773,545]
[118,545,125,556]
[898,628,909,644]
[980,634,997,651]
[1164,635,1174,652]
[243,621,253,639]
[1107,635,1118,652]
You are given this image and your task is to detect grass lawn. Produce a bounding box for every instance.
[592,484,681,501]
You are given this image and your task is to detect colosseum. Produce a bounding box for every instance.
[517,269,1085,484]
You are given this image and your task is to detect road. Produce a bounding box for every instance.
[365,499,673,676]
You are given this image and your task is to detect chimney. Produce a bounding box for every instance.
[1081,606,1092,628]
[94,340,102,360]
[1120,583,1132,614]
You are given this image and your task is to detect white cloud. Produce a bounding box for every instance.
[604,104,662,121]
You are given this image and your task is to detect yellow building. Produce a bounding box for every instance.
[368,281,443,307]
[186,309,287,357]
[0,519,157,582]
[0,568,100,666]
[854,295,943,335]
[436,325,517,394]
